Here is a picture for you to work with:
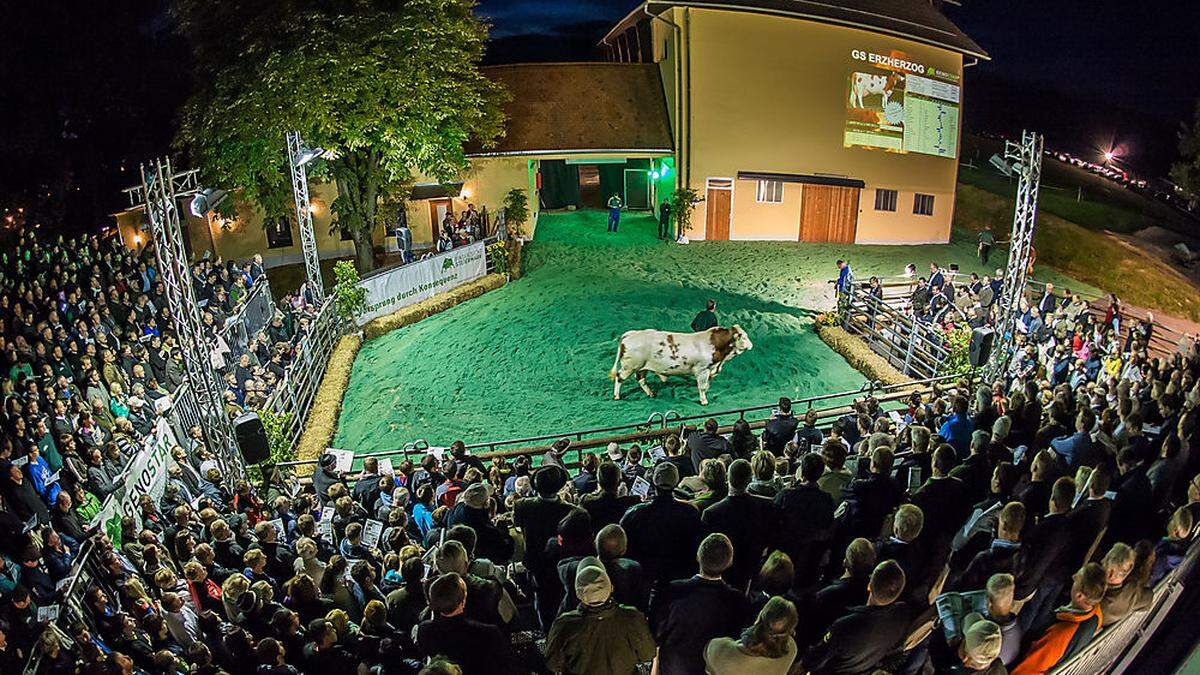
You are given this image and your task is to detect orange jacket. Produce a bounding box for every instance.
[1011,605,1102,675]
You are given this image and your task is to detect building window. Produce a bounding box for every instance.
[874,188,898,212]
[756,180,783,204]
[913,193,935,216]
[266,217,293,249]
[339,227,353,241]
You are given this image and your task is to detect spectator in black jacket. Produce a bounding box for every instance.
[949,501,1026,593]
[701,459,776,592]
[620,462,703,589]
[687,418,732,473]
[799,538,876,648]
[762,398,800,454]
[414,573,522,675]
[774,453,835,584]
[837,446,902,543]
[802,559,912,675]
[651,533,751,675]
[580,462,639,529]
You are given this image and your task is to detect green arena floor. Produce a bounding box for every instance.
[332,209,1050,453]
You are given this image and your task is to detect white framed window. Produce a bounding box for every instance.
[874,188,898,212]
[756,180,784,203]
[913,193,935,216]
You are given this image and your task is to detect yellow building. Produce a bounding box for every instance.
[604,0,987,243]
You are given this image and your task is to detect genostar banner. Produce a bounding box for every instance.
[95,417,180,542]
[356,241,487,325]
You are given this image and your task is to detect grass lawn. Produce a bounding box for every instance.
[953,183,1200,321]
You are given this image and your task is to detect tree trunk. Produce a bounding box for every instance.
[351,227,375,272]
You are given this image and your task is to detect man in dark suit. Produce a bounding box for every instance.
[1066,465,1113,572]
[874,504,929,602]
[415,573,523,675]
[1049,410,1098,471]
[799,538,876,648]
[652,534,752,675]
[774,453,835,583]
[1019,477,1077,631]
[929,262,945,292]
[947,501,1026,593]
[802,560,912,674]
[702,459,777,591]
[620,463,704,589]
[1107,446,1154,547]
[911,446,972,544]
[686,418,732,472]
[762,397,800,454]
[838,447,903,543]
[1038,282,1058,314]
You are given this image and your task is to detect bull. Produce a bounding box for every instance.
[609,325,753,405]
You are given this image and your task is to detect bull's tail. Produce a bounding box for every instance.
[609,340,625,380]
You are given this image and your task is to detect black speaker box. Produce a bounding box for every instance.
[234,412,270,465]
[969,327,995,367]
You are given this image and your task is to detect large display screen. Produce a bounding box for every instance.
[843,49,960,158]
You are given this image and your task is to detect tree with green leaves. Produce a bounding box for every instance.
[1172,102,1200,201]
[174,0,508,272]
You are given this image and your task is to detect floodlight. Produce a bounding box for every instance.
[189,188,229,217]
[295,146,327,167]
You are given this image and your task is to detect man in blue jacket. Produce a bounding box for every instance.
[939,396,975,458]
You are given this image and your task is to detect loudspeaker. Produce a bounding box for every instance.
[234,412,270,465]
[969,327,995,367]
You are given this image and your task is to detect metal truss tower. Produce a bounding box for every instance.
[286,131,325,302]
[984,130,1044,382]
[132,158,241,474]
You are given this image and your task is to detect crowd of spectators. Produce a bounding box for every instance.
[2,228,1198,675]
[0,224,311,667]
[4,291,1197,675]
[434,205,485,254]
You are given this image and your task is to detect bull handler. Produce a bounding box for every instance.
[691,299,718,332]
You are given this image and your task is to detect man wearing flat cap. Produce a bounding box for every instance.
[545,556,656,675]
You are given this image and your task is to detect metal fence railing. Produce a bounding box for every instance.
[275,374,969,474]
[840,283,952,379]
[264,296,345,457]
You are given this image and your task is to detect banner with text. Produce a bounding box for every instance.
[94,417,180,543]
[356,242,487,325]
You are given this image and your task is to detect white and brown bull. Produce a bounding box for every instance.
[609,326,753,405]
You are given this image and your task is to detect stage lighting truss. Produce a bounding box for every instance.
[129,158,242,475]
[985,130,1043,383]
[286,131,325,303]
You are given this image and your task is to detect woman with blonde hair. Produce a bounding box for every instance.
[292,536,326,587]
[221,572,251,624]
[704,595,799,674]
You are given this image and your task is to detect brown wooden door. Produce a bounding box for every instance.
[705,184,731,240]
[578,165,601,208]
[429,199,452,240]
[799,185,860,243]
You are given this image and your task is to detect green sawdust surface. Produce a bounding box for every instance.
[332,209,1086,453]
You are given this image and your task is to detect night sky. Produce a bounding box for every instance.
[2,0,1197,230]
